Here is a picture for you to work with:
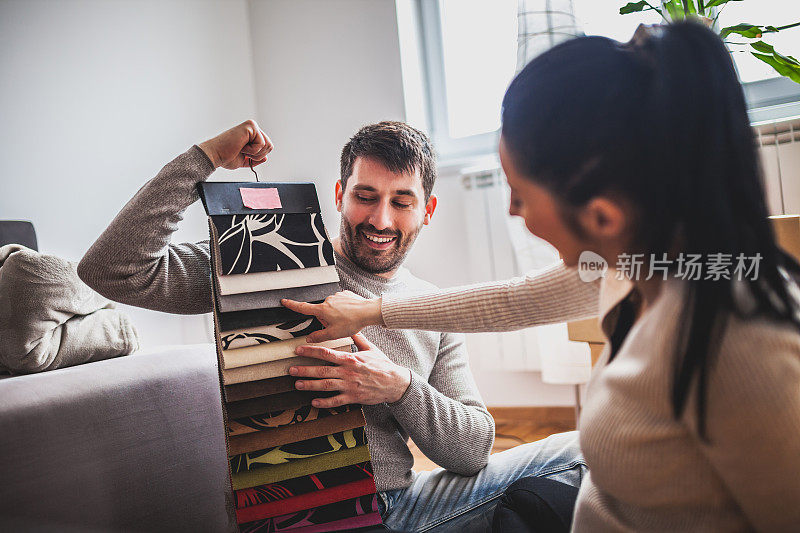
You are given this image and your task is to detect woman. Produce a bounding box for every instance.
[285,22,800,530]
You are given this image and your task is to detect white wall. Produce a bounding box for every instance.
[0,0,589,405]
[246,0,407,229]
[0,0,259,347]
[244,0,574,405]
[0,0,574,404]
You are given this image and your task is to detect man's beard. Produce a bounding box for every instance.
[339,217,422,275]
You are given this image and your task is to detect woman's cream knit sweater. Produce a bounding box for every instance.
[382,262,800,531]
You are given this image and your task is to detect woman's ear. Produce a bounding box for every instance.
[578,197,629,240]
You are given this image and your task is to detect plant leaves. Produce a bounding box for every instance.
[664,1,685,21]
[720,23,777,39]
[620,1,651,14]
[750,40,774,53]
[751,53,800,84]
[748,41,800,66]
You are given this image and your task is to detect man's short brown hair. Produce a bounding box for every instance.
[340,121,437,200]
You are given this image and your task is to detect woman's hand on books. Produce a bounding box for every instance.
[281,291,384,342]
[198,119,273,170]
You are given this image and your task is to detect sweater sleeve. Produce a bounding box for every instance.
[386,332,495,475]
[381,261,600,333]
[77,146,215,315]
[691,316,800,531]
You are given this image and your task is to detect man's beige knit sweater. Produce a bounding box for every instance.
[77,147,511,493]
[383,263,800,530]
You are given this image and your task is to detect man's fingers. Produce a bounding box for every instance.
[261,130,274,153]
[293,345,347,364]
[351,332,373,351]
[250,126,271,151]
[290,363,342,379]
[242,121,272,154]
[294,377,345,392]
[252,135,272,159]
[311,394,351,409]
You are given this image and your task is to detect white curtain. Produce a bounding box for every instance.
[516,0,582,72]
[509,0,591,384]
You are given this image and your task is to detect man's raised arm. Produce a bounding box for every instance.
[77,120,272,314]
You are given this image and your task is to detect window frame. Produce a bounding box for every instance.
[745,77,800,124]
[414,0,800,159]
[417,0,501,162]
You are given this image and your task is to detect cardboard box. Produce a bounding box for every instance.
[770,215,800,263]
[567,318,604,344]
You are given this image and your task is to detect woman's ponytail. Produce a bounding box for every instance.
[502,21,800,438]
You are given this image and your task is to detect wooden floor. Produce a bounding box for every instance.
[410,406,577,472]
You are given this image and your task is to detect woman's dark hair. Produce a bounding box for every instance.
[501,21,800,437]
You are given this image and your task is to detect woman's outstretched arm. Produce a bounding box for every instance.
[284,261,600,341]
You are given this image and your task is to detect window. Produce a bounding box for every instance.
[417,0,518,160]
[716,2,800,84]
[410,0,800,161]
[715,1,800,121]
[574,1,800,121]
[438,0,517,139]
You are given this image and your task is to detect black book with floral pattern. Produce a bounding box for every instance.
[230,427,368,473]
[212,214,334,275]
[220,317,324,349]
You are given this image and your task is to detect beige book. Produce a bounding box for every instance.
[221,337,354,369]
[221,351,350,385]
[217,265,340,295]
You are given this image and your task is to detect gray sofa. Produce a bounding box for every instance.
[0,343,236,532]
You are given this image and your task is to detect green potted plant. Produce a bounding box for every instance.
[620,1,800,83]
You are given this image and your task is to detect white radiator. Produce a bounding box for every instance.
[455,117,800,376]
[459,165,583,375]
[757,116,800,215]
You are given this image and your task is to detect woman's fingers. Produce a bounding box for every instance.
[282,299,343,342]
[305,327,341,343]
[281,298,321,316]
[282,292,380,343]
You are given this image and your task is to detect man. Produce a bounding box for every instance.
[78,119,586,532]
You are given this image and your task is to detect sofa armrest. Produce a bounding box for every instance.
[0,344,234,532]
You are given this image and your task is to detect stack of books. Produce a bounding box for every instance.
[199,182,382,532]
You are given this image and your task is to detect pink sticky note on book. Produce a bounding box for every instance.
[240,187,282,209]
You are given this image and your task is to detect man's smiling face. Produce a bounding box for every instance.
[336,156,436,276]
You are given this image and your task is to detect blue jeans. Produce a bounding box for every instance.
[378,431,586,533]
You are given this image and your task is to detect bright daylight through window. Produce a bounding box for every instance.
[431,0,800,147]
